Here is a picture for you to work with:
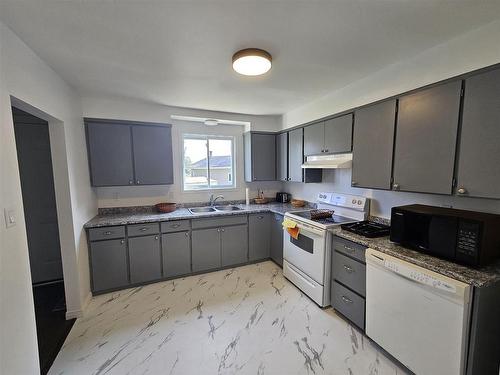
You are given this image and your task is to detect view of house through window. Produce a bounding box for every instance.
[183,135,235,190]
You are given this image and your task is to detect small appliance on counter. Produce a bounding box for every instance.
[390,204,500,267]
[341,220,390,238]
[276,192,291,203]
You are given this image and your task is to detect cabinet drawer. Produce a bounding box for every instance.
[128,222,160,237]
[332,281,365,330]
[333,251,366,297]
[332,236,366,263]
[161,220,190,233]
[88,226,125,241]
[192,215,247,229]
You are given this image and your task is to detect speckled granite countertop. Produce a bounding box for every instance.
[331,228,500,288]
[84,203,301,228]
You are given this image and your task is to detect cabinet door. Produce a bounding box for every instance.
[276,132,288,181]
[132,125,173,185]
[86,122,134,186]
[162,231,191,278]
[457,69,500,199]
[128,235,162,284]
[304,122,324,156]
[251,133,276,181]
[90,239,129,292]
[324,114,352,153]
[288,128,304,182]
[270,213,284,266]
[352,100,396,189]
[393,81,461,194]
[249,213,271,261]
[221,225,248,267]
[191,228,221,272]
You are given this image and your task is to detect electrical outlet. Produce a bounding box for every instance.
[4,208,16,228]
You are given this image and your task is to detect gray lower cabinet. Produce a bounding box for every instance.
[393,80,462,194]
[192,228,221,272]
[249,213,271,261]
[90,238,129,292]
[352,100,396,190]
[221,225,248,266]
[86,122,134,186]
[288,128,304,182]
[244,132,276,181]
[324,114,352,154]
[132,125,173,185]
[456,68,500,199]
[128,235,162,284]
[276,132,288,181]
[162,231,191,278]
[270,213,284,266]
[304,122,324,156]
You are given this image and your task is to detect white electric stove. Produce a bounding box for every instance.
[283,192,369,306]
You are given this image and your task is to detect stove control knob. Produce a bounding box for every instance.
[357,200,362,205]
[352,199,356,204]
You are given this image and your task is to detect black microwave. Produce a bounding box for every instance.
[390,204,500,267]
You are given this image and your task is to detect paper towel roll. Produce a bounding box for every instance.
[245,188,250,205]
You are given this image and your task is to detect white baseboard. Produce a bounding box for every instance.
[66,292,92,320]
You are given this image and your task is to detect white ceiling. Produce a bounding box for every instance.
[1,1,500,115]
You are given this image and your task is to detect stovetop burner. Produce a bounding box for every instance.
[340,220,390,238]
[290,210,356,226]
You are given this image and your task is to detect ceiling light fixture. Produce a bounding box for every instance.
[232,48,272,76]
[204,119,219,126]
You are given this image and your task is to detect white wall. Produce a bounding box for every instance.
[282,19,500,218]
[0,22,97,374]
[82,97,283,208]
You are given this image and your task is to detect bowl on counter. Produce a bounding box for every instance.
[291,199,306,208]
[155,202,177,213]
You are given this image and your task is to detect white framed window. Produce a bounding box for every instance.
[182,134,236,191]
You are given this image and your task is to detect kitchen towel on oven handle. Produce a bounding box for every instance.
[282,218,300,240]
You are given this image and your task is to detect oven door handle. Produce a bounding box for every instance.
[292,222,324,237]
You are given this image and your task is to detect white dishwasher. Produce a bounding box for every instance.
[365,248,472,375]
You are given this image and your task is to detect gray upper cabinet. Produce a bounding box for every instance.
[304,122,324,156]
[244,132,276,181]
[304,113,352,156]
[324,114,353,154]
[86,122,134,186]
[249,213,271,261]
[85,118,173,187]
[393,80,462,194]
[456,68,500,199]
[221,225,248,267]
[270,213,283,266]
[132,125,173,185]
[192,228,221,272]
[352,100,396,190]
[162,231,191,278]
[276,132,288,181]
[288,128,304,182]
[128,235,162,284]
[90,238,129,292]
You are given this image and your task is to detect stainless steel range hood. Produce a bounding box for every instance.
[301,153,352,169]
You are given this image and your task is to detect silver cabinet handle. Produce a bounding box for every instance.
[344,245,355,253]
[393,183,400,190]
[171,224,180,228]
[129,180,133,185]
[154,236,159,240]
[257,216,264,219]
[185,232,189,237]
[343,265,354,273]
[217,228,220,232]
[457,187,467,195]
[352,181,358,186]
[104,231,112,235]
[140,227,148,231]
[324,149,329,153]
[120,240,125,244]
[221,228,225,232]
[341,296,353,304]
[136,180,141,184]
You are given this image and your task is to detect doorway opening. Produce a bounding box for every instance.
[12,107,75,375]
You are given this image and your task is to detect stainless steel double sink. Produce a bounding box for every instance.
[188,205,242,214]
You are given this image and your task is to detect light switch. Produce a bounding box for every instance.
[4,208,16,228]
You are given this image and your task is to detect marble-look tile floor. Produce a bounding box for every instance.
[49,261,408,375]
